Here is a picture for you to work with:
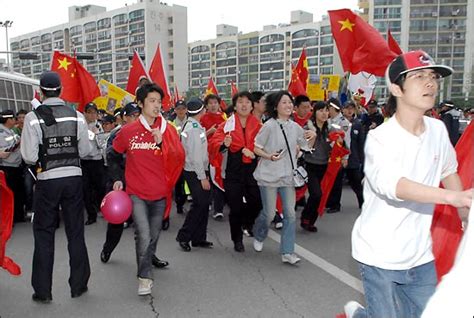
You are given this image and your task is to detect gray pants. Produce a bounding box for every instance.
[131,195,165,279]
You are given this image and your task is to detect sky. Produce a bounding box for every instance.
[0,0,357,61]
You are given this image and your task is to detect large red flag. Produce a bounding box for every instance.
[205,78,227,111]
[0,172,21,276]
[50,51,100,112]
[317,131,350,216]
[431,121,474,281]
[288,67,307,97]
[125,50,148,95]
[295,47,309,90]
[148,44,172,111]
[328,9,397,76]
[387,29,403,55]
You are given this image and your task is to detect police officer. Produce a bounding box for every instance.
[0,110,24,223]
[21,71,91,303]
[326,98,351,213]
[172,99,188,215]
[439,100,461,145]
[176,97,213,252]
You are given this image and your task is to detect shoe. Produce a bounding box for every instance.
[71,286,88,298]
[152,255,169,268]
[32,293,52,304]
[192,241,213,248]
[176,239,191,252]
[234,241,245,252]
[300,223,318,232]
[326,207,341,214]
[100,250,111,263]
[85,219,96,225]
[243,228,254,237]
[282,253,301,265]
[212,212,224,220]
[138,277,153,296]
[253,239,263,252]
[344,301,364,318]
[274,221,283,229]
[162,218,170,231]
[177,206,185,214]
[273,213,283,229]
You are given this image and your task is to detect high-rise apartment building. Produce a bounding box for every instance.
[10,0,188,92]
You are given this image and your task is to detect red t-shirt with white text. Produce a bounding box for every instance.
[113,117,167,201]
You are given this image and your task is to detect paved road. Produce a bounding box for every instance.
[0,188,364,318]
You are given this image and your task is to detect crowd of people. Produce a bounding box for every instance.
[0,49,472,317]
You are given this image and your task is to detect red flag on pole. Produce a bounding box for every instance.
[328,9,397,76]
[387,29,403,55]
[50,51,100,112]
[173,83,181,105]
[431,121,474,281]
[205,78,227,111]
[125,50,148,95]
[295,47,309,90]
[148,44,172,111]
[288,68,307,97]
[317,131,350,216]
[231,81,239,97]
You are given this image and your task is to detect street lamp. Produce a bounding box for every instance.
[0,20,13,72]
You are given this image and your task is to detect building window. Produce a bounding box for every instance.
[129,9,145,23]
[113,14,127,25]
[84,22,96,33]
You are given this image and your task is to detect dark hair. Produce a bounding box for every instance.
[204,94,221,105]
[0,109,15,124]
[232,91,254,108]
[265,90,294,119]
[16,109,28,117]
[310,101,329,140]
[386,74,406,116]
[294,95,310,107]
[41,88,61,98]
[135,83,164,105]
[250,91,265,103]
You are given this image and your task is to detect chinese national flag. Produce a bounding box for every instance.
[231,81,239,97]
[431,121,474,281]
[149,44,172,111]
[205,78,227,111]
[125,50,148,95]
[50,51,100,112]
[317,131,350,216]
[328,9,397,76]
[288,67,307,97]
[387,29,403,55]
[295,48,309,90]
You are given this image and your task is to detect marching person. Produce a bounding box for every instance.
[21,71,91,303]
[110,83,184,296]
[344,50,472,318]
[172,99,188,215]
[438,100,461,146]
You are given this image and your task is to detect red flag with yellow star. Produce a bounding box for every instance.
[50,51,100,112]
[317,131,350,216]
[295,47,309,90]
[205,77,227,111]
[328,9,397,76]
[149,44,172,111]
[288,66,307,97]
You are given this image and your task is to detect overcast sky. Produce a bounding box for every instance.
[0,0,357,61]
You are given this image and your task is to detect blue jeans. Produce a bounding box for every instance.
[130,195,166,280]
[253,186,296,254]
[354,261,437,318]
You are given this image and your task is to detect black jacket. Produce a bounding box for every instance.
[347,118,366,169]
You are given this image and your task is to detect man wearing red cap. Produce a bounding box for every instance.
[345,51,472,318]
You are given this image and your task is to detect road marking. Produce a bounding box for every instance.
[267,230,364,294]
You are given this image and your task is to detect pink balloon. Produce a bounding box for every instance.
[100,190,132,224]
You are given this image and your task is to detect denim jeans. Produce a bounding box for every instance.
[354,261,437,318]
[253,186,296,254]
[130,195,166,280]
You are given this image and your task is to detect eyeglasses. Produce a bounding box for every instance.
[406,71,441,83]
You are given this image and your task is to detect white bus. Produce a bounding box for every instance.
[0,71,39,113]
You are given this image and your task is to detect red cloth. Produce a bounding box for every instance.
[293,112,312,128]
[200,112,226,135]
[318,131,350,216]
[288,68,307,97]
[125,51,148,95]
[328,9,397,77]
[231,81,239,97]
[431,121,474,281]
[113,117,184,201]
[50,51,100,112]
[148,44,172,111]
[208,114,262,189]
[205,78,228,111]
[0,171,21,276]
[387,29,403,55]
[294,47,309,91]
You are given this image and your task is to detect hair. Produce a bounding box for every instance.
[250,91,265,103]
[135,83,164,105]
[386,74,406,116]
[16,109,28,117]
[204,94,221,105]
[328,97,341,112]
[310,101,329,140]
[41,88,61,98]
[265,90,294,119]
[0,109,15,124]
[294,95,311,107]
[232,91,254,108]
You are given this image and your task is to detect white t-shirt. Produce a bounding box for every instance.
[352,116,458,270]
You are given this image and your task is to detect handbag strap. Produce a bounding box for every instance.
[279,123,295,170]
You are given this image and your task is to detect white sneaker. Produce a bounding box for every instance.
[274,221,283,229]
[253,239,263,252]
[138,277,153,296]
[212,212,224,220]
[344,301,364,318]
[281,253,301,265]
